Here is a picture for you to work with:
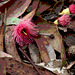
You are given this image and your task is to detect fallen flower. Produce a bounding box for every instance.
[59,4,75,15]
[69,4,75,14]
[58,14,71,26]
[12,19,38,46]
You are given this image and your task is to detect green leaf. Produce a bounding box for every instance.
[61,44,66,69]
[6,18,21,25]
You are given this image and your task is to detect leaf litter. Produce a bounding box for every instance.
[0,0,75,75]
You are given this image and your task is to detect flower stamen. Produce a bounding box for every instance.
[21,30,27,36]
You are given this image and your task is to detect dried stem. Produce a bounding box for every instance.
[3,8,7,52]
[19,47,42,75]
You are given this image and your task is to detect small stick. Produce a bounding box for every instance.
[19,47,42,75]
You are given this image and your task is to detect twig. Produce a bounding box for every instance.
[3,8,7,52]
[19,47,42,75]
[3,8,7,36]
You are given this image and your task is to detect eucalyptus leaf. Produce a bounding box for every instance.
[6,18,21,25]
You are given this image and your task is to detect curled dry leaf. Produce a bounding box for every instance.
[0,57,56,75]
[5,26,21,62]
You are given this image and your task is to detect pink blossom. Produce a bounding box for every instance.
[12,20,38,46]
[69,4,75,14]
[58,14,71,26]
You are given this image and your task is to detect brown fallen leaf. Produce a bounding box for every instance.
[0,57,56,75]
[33,16,66,67]
[35,35,50,64]
[36,1,51,15]
[34,16,64,53]
[22,9,36,21]
[26,0,40,12]
[27,0,54,15]
[0,0,32,18]
[22,0,40,21]
[7,0,32,18]
[5,26,21,62]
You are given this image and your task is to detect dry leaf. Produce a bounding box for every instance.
[0,57,56,75]
[0,0,32,18]
[0,51,12,58]
[36,60,70,75]
[45,44,56,61]
[5,26,21,62]
[22,9,36,21]
[7,0,32,18]
[28,43,41,63]
[35,36,50,64]
[33,16,66,67]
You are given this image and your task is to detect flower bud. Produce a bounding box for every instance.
[69,4,75,14]
[58,14,71,26]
